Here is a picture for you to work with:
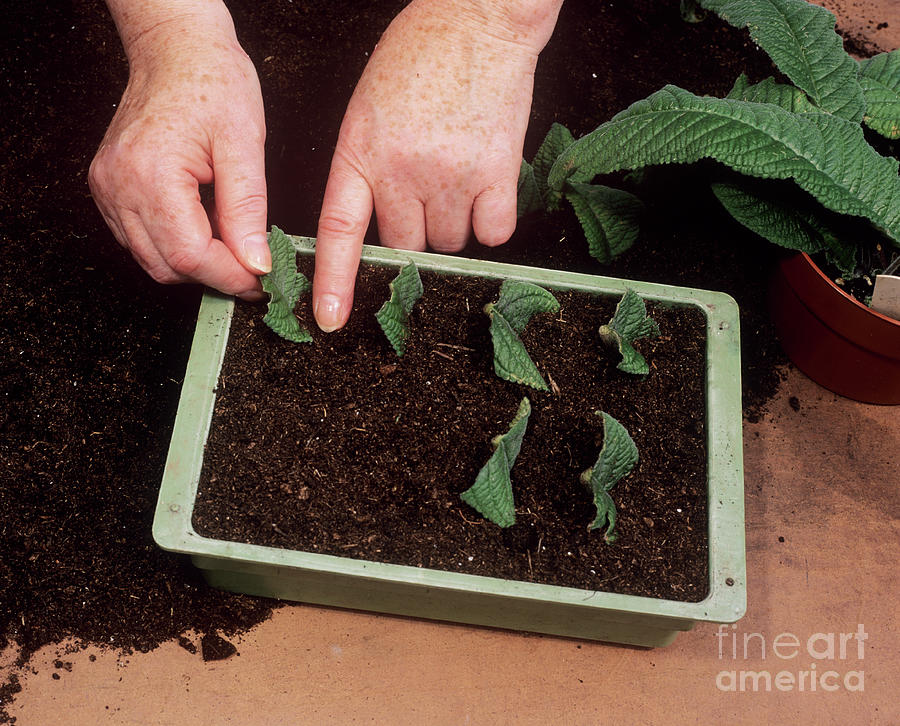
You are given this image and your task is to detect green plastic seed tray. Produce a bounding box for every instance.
[154,235,746,647]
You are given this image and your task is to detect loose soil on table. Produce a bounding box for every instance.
[3,0,890,719]
[195,264,709,598]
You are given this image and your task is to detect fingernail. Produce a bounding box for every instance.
[237,289,266,302]
[315,293,343,333]
[242,233,271,274]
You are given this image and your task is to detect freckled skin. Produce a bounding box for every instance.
[89,1,269,298]
[89,0,564,315]
[313,0,564,331]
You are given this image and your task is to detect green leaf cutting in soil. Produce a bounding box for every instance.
[484,280,560,390]
[261,226,312,343]
[375,260,424,356]
[581,411,640,543]
[459,397,532,528]
[599,289,660,375]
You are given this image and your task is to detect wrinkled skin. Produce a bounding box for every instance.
[89,1,562,317]
[313,0,562,331]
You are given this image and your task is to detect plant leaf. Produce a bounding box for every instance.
[460,397,532,528]
[485,280,559,391]
[598,290,660,375]
[490,279,560,334]
[564,182,644,263]
[487,311,549,390]
[261,226,312,343]
[711,179,857,273]
[547,85,900,247]
[375,261,423,356]
[858,50,900,140]
[581,411,639,542]
[726,74,815,114]
[699,0,865,121]
[517,160,544,218]
[532,122,576,205]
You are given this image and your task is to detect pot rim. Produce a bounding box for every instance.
[787,253,900,357]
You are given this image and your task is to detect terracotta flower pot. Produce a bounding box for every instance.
[769,252,900,404]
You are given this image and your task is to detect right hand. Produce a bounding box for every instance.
[89,23,270,300]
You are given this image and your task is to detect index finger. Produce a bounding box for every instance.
[313,155,374,332]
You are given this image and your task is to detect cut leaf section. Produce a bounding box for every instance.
[548,85,900,247]
[858,50,900,140]
[261,226,312,343]
[485,280,560,390]
[599,290,660,375]
[375,261,424,356]
[564,182,643,263]
[460,397,532,528]
[581,411,639,543]
[699,0,865,121]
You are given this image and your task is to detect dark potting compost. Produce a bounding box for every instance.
[193,262,710,600]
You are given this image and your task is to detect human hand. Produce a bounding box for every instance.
[89,15,270,299]
[312,0,563,331]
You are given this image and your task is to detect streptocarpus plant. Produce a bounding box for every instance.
[460,397,531,528]
[261,226,312,343]
[518,123,644,264]
[581,411,639,544]
[375,261,423,356]
[599,289,660,375]
[520,0,900,293]
[484,280,560,391]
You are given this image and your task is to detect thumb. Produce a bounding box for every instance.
[313,155,374,332]
[212,133,270,274]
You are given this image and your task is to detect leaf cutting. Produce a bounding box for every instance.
[599,289,660,375]
[581,411,640,543]
[375,261,424,356]
[484,280,560,391]
[460,397,532,528]
[260,226,312,343]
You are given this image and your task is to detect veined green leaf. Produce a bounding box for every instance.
[485,280,559,391]
[711,179,857,273]
[488,313,548,390]
[375,261,423,356]
[859,50,900,140]
[517,160,543,218]
[581,411,639,543]
[598,289,660,375]
[726,74,815,114]
[564,182,643,263]
[490,279,560,334]
[699,0,865,121]
[261,226,312,343]
[460,397,531,528]
[533,122,576,206]
[548,86,900,247]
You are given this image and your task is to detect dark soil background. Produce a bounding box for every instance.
[195,264,709,599]
[0,0,888,720]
